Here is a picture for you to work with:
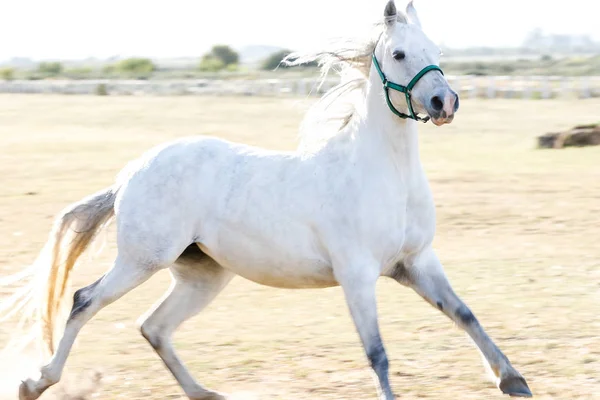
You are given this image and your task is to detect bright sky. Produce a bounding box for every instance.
[1,0,599,61]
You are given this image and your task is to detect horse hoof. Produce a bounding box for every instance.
[499,375,532,397]
[19,379,42,400]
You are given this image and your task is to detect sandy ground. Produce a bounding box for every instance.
[0,95,599,399]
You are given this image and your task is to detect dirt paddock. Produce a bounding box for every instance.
[0,95,599,399]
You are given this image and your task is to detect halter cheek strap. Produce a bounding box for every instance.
[372,52,444,122]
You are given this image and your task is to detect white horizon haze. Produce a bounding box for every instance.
[1,0,598,62]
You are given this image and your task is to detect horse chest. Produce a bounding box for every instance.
[351,190,431,268]
[401,190,436,255]
[368,183,435,261]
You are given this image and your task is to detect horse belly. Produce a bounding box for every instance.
[198,229,337,289]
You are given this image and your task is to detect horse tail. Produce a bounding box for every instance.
[0,185,119,356]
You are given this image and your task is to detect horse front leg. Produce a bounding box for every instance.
[389,248,532,398]
[336,259,395,400]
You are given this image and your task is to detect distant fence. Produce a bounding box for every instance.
[1,76,600,99]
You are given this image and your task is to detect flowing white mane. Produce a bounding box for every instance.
[283,22,388,152]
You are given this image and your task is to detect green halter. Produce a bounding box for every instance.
[372,52,444,123]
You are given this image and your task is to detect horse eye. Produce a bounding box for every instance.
[393,50,405,61]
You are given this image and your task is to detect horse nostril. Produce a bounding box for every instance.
[431,96,444,112]
[454,93,460,112]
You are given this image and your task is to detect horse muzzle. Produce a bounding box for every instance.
[427,89,459,126]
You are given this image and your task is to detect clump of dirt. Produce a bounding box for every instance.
[52,370,103,400]
[0,350,102,400]
[538,123,600,149]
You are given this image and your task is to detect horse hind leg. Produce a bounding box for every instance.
[139,246,234,400]
[19,256,159,400]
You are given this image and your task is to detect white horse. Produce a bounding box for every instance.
[1,1,532,399]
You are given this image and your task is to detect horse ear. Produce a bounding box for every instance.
[406,1,422,28]
[383,0,397,28]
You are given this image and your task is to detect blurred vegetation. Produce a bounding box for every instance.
[441,55,600,76]
[262,50,293,70]
[199,45,239,72]
[261,50,321,71]
[37,62,63,77]
[2,51,599,82]
[96,83,108,96]
[198,57,225,72]
[115,58,156,73]
[0,67,15,80]
[64,67,93,80]
[210,45,239,66]
[225,63,239,72]
[101,58,156,79]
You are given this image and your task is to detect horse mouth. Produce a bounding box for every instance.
[431,114,454,126]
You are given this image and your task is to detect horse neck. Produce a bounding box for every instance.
[354,67,423,179]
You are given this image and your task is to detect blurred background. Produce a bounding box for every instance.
[1,0,600,95]
[0,1,598,399]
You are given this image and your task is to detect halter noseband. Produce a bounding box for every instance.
[372,52,444,123]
